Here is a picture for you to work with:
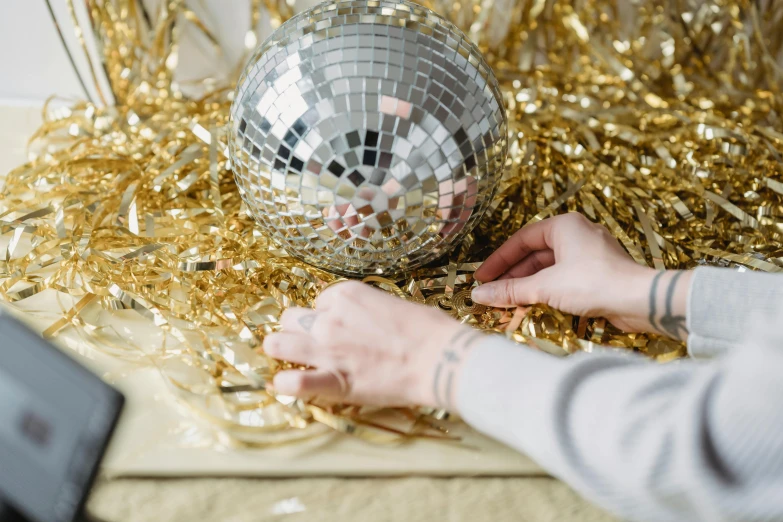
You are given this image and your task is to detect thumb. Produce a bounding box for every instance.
[471,270,553,307]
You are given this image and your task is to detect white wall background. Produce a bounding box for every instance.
[0,1,88,104]
[0,0,321,106]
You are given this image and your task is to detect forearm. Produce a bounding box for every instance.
[429,268,695,410]
[456,336,783,522]
[616,266,783,358]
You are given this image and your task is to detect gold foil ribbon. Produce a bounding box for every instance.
[3,0,783,443]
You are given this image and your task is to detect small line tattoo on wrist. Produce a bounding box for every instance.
[648,271,688,341]
[648,271,664,331]
[659,271,687,340]
[460,332,485,351]
[448,328,473,347]
[431,329,486,410]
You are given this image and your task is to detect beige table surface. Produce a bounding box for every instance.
[1,105,616,521]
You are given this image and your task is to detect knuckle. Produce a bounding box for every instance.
[510,281,539,304]
[592,223,611,239]
[338,280,364,294]
[321,280,364,303]
[315,314,345,339]
[280,307,306,329]
[326,314,345,330]
[565,212,589,227]
[499,282,518,303]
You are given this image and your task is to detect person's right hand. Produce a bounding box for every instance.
[471,213,691,338]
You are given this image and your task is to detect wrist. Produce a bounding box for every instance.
[415,322,481,410]
[627,267,660,330]
[647,270,692,340]
[611,268,692,339]
[603,265,658,328]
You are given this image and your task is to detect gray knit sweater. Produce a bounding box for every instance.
[458,267,783,522]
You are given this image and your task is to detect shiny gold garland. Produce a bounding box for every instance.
[2,0,783,444]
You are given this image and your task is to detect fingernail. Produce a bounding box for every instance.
[273,372,301,395]
[471,285,493,303]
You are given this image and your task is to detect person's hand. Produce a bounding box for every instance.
[471,213,692,338]
[263,282,483,408]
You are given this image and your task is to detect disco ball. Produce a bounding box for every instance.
[229,0,507,276]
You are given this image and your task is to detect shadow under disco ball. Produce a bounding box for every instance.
[229,0,507,277]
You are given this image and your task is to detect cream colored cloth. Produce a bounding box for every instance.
[87,477,618,522]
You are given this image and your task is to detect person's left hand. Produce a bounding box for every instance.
[263,281,482,408]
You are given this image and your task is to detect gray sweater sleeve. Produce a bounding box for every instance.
[688,266,783,358]
[457,267,783,522]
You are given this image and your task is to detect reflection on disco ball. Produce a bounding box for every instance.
[229,0,507,276]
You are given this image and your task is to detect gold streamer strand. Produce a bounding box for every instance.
[3,0,783,443]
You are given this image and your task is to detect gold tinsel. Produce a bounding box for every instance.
[2,0,783,444]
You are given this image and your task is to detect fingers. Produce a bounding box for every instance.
[314,280,372,311]
[471,269,552,307]
[279,307,319,334]
[273,369,348,399]
[474,219,555,282]
[474,213,592,282]
[267,279,443,407]
[278,282,385,354]
[279,306,363,351]
[497,249,555,280]
[263,332,317,365]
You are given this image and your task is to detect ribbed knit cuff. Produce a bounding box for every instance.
[687,266,783,358]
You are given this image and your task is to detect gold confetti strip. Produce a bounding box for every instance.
[3,0,783,444]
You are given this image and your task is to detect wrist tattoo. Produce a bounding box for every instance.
[647,271,664,331]
[432,329,485,410]
[660,271,687,339]
[648,271,688,341]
